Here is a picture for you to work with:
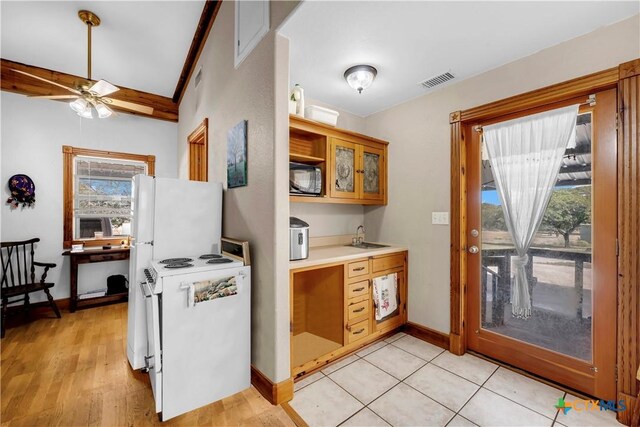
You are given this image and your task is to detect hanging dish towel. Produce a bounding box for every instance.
[181,275,240,307]
[373,273,398,320]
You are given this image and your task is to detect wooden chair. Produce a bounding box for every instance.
[1,238,61,337]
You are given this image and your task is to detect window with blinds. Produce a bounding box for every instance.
[73,156,147,240]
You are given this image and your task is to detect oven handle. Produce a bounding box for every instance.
[139,281,152,298]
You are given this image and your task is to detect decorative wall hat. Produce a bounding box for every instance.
[6,174,36,208]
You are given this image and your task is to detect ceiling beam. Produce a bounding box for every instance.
[1,58,178,122]
[172,0,222,105]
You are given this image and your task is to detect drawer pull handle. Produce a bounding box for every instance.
[353,307,365,313]
[353,328,365,335]
[353,287,365,292]
[353,267,365,271]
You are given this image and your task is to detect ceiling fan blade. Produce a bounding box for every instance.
[104,98,153,115]
[89,80,119,97]
[12,69,81,95]
[28,95,79,100]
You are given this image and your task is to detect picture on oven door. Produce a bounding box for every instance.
[193,276,238,304]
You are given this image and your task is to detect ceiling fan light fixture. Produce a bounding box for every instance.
[69,98,88,114]
[90,80,118,97]
[77,106,94,119]
[95,103,112,118]
[344,65,377,94]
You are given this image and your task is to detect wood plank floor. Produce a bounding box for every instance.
[1,303,295,427]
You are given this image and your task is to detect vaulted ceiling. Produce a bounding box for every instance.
[280,1,639,117]
[1,1,205,97]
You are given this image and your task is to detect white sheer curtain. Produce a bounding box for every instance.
[483,105,578,319]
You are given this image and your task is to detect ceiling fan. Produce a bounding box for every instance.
[13,10,153,119]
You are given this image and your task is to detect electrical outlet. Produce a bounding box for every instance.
[432,212,449,225]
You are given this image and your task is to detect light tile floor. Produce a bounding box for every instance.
[289,333,624,427]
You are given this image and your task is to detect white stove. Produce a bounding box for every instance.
[142,251,251,421]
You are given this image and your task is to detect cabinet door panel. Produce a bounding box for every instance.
[361,145,385,201]
[330,138,358,199]
[373,270,405,332]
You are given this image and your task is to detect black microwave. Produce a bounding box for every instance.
[289,162,322,195]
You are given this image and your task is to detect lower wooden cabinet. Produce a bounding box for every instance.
[290,250,408,378]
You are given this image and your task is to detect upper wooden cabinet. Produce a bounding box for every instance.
[290,115,388,205]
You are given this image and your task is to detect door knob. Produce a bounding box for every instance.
[468,245,479,254]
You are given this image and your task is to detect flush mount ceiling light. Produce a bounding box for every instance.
[344,65,377,94]
[10,10,153,119]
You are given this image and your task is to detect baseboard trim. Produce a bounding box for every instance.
[617,391,639,426]
[449,332,465,355]
[5,297,70,315]
[251,365,293,405]
[281,402,308,427]
[403,322,450,350]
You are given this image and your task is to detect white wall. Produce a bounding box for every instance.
[177,0,298,383]
[0,92,178,302]
[363,14,640,333]
[289,96,367,238]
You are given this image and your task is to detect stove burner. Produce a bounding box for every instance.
[206,258,233,264]
[199,254,222,260]
[159,257,193,264]
[165,262,194,269]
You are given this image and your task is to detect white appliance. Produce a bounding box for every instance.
[142,255,251,421]
[127,175,223,370]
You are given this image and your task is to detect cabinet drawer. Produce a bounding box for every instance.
[347,319,369,343]
[347,280,369,299]
[347,299,369,321]
[372,253,404,273]
[348,260,369,278]
[88,253,128,263]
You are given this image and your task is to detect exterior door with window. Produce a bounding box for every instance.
[466,89,617,399]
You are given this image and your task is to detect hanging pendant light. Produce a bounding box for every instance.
[344,65,377,94]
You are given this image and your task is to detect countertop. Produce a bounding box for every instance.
[289,243,407,270]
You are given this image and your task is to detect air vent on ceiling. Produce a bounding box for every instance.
[194,67,203,88]
[419,71,455,89]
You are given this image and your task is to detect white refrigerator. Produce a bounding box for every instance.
[127,175,223,370]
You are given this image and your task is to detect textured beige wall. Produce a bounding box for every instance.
[363,14,640,333]
[178,0,298,383]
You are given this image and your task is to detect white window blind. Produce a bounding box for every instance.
[73,156,147,240]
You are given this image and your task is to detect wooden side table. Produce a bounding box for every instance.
[62,247,130,312]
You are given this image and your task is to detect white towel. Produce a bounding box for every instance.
[373,273,398,321]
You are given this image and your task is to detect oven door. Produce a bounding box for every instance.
[141,281,162,413]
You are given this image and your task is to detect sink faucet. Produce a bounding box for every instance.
[355,225,365,245]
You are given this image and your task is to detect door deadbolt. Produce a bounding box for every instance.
[470,229,479,237]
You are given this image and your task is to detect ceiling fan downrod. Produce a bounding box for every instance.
[77,10,100,81]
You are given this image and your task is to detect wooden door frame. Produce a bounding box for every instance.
[188,118,208,181]
[449,59,640,424]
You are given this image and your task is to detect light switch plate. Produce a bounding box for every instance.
[432,212,449,225]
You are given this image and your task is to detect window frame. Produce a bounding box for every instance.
[63,146,155,248]
[188,118,208,182]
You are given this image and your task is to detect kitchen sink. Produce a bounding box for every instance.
[345,242,390,249]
